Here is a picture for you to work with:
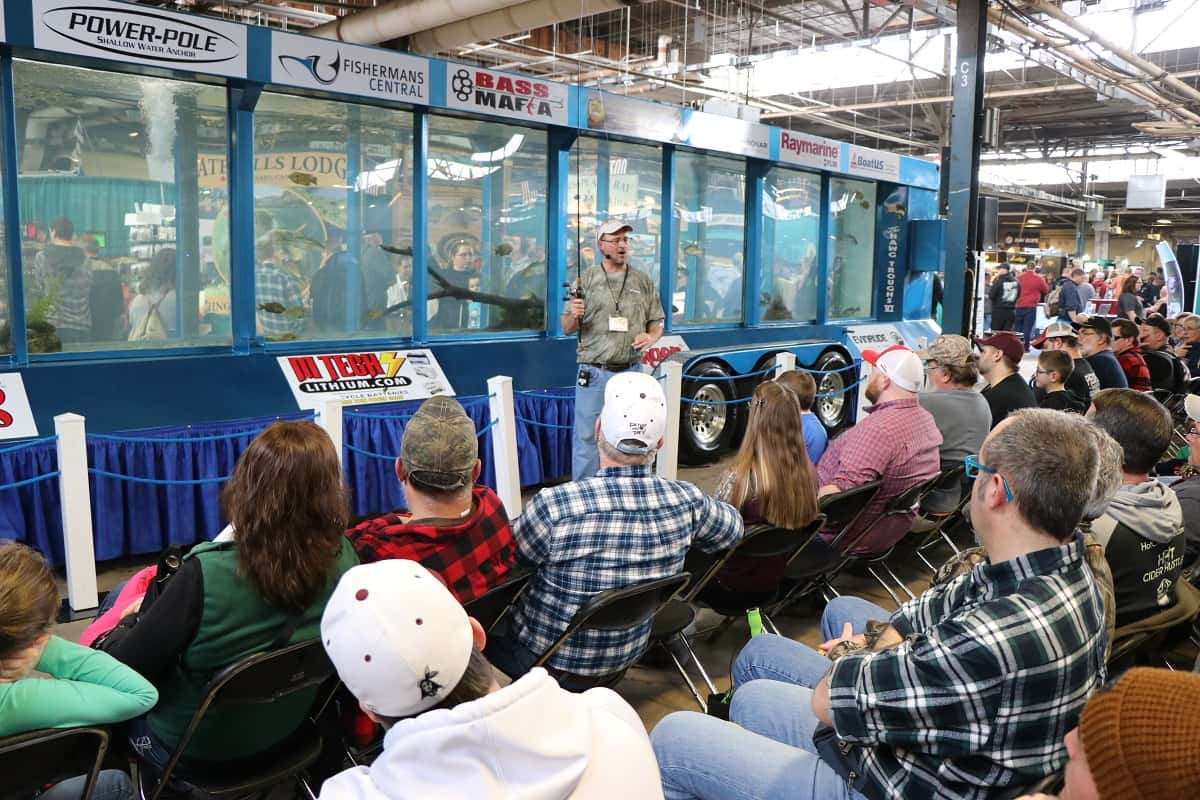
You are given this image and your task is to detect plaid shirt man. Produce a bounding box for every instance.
[1115,347,1152,392]
[828,535,1107,799]
[818,397,942,555]
[508,464,743,675]
[255,262,306,337]
[346,485,516,603]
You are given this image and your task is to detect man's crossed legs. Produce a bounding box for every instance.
[650,596,888,800]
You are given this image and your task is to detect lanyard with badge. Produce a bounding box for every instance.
[606,268,630,332]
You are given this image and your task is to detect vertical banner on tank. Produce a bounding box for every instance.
[1156,241,1189,317]
[874,185,909,322]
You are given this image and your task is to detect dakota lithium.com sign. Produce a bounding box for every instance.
[33,0,247,77]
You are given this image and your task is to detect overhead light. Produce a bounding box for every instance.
[128,131,139,137]
[1156,218,1172,224]
[1026,218,1042,226]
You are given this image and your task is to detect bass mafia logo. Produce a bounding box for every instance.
[448,68,565,122]
[40,5,241,65]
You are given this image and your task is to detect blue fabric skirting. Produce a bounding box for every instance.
[0,391,574,565]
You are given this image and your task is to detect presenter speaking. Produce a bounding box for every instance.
[564,220,665,480]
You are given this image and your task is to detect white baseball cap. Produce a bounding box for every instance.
[861,345,923,393]
[320,560,473,718]
[1186,394,1200,424]
[597,219,633,241]
[600,372,667,455]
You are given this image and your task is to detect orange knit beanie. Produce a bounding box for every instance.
[1079,667,1200,800]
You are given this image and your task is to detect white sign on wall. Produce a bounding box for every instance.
[277,349,455,412]
[846,146,901,181]
[779,130,840,171]
[446,65,569,125]
[685,112,771,160]
[0,373,39,441]
[33,0,247,77]
[272,31,428,105]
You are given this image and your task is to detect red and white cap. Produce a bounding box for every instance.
[860,345,923,393]
[320,561,473,718]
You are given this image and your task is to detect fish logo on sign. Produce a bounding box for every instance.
[278,51,341,85]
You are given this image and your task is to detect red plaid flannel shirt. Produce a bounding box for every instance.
[1116,348,1152,392]
[346,485,516,602]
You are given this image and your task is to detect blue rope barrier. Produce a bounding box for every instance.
[0,435,58,455]
[88,469,230,486]
[88,429,268,444]
[0,471,61,491]
[516,416,574,430]
[815,381,863,399]
[679,395,754,406]
[515,388,574,398]
[682,365,777,381]
[476,419,499,438]
[343,442,400,462]
[343,410,416,422]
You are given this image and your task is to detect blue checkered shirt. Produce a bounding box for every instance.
[255,263,306,337]
[509,464,743,675]
[828,535,1107,799]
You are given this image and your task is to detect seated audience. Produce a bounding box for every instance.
[1032,321,1100,408]
[317,560,664,799]
[1087,389,1185,627]
[1036,349,1086,412]
[1138,314,1190,393]
[651,409,1107,800]
[1174,312,1200,375]
[707,379,821,593]
[1016,668,1200,800]
[813,345,941,556]
[1110,318,1152,391]
[0,542,157,800]
[486,372,743,681]
[346,396,516,602]
[97,421,358,773]
[775,369,827,464]
[1169,395,1200,573]
[1077,316,1129,389]
[915,334,991,518]
[975,331,1036,427]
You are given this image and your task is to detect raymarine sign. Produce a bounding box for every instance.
[779,130,840,171]
[33,0,247,77]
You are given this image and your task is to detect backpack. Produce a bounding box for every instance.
[129,295,169,341]
[1045,284,1063,317]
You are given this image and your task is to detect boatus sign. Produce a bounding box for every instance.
[33,0,247,78]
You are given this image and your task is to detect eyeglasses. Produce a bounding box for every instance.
[964,454,1015,503]
[1186,426,1200,438]
[601,235,634,244]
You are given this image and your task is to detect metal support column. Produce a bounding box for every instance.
[547,128,577,338]
[411,109,429,343]
[175,94,200,339]
[0,56,28,366]
[942,0,988,336]
[227,83,262,355]
[660,145,677,334]
[743,158,765,327]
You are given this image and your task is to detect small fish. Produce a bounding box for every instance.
[494,242,513,257]
[265,333,299,342]
[836,234,860,246]
[860,200,871,209]
[257,302,286,314]
[682,242,705,256]
[288,171,318,187]
[284,306,307,319]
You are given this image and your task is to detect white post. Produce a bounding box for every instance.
[488,376,523,520]
[657,360,682,481]
[54,413,97,613]
[320,398,344,472]
[774,351,796,378]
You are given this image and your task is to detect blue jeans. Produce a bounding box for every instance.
[572,364,636,481]
[651,597,888,800]
[38,770,132,800]
[1015,306,1036,351]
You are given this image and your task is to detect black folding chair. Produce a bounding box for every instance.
[533,573,691,691]
[772,481,883,612]
[463,567,533,633]
[854,475,943,606]
[648,517,826,709]
[0,726,110,800]
[135,639,336,800]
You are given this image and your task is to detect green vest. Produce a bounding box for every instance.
[147,538,358,763]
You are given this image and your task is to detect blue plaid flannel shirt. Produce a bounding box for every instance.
[828,535,1107,799]
[255,263,306,337]
[509,464,743,675]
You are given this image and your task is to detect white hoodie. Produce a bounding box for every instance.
[318,669,664,800]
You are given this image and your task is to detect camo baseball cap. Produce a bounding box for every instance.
[399,396,478,490]
[915,335,974,367]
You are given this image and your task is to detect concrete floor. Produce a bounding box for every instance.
[55,453,940,733]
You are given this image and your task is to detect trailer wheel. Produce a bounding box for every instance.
[812,351,855,433]
[679,361,742,465]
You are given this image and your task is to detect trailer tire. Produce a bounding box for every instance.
[678,361,743,465]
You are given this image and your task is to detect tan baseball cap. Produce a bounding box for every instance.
[915,335,974,367]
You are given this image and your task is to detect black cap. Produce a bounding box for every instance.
[1076,316,1112,339]
[1138,314,1172,338]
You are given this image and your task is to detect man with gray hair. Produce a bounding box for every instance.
[651,409,1107,800]
[486,371,743,682]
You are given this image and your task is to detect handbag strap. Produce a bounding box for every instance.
[267,612,306,651]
